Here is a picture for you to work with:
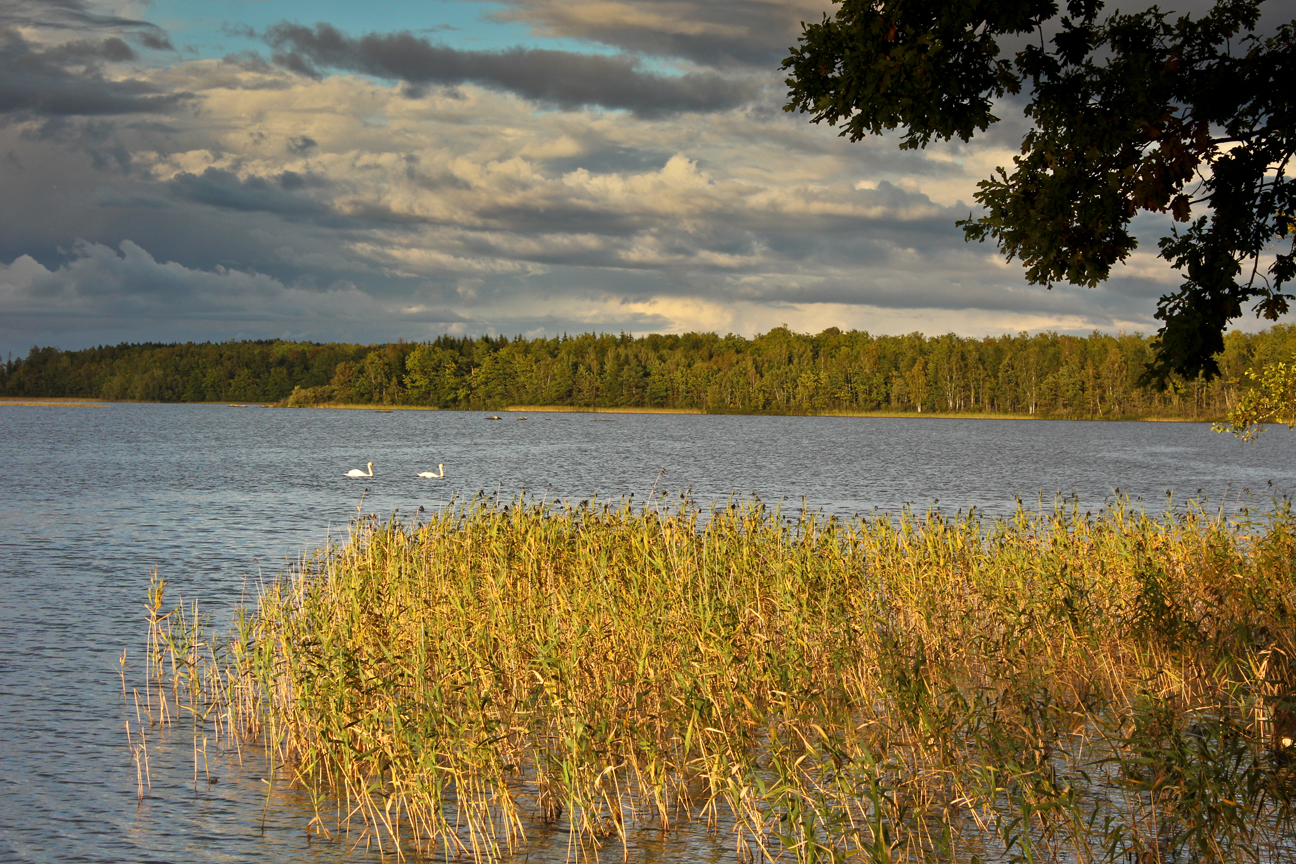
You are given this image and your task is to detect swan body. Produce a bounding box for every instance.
[345,461,374,478]
[417,464,445,479]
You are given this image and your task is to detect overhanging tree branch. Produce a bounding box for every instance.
[783,0,1295,384]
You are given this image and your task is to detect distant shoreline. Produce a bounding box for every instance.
[502,405,703,415]
[0,397,106,407]
[299,403,1214,422]
[0,396,1226,423]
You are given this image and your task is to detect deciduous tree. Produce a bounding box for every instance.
[783,0,1294,383]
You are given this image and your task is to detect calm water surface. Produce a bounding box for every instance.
[2,403,1294,863]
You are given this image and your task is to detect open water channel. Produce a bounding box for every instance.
[2,402,1294,863]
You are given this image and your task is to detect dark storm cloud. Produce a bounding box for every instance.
[495,0,1293,85]
[22,116,135,172]
[474,201,642,237]
[0,0,162,33]
[263,22,756,116]
[0,28,191,116]
[91,187,173,209]
[136,31,173,52]
[164,168,441,234]
[492,0,826,69]
[168,168,332,218]
[42,34,135,62]
[0,0,173,49]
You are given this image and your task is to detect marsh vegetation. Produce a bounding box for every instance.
[147,498,1296,862]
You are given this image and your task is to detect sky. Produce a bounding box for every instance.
[0,0,1290,357]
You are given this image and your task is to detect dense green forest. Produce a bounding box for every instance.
[3,325,1294,418]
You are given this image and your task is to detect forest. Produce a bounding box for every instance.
[3,325,1294,419]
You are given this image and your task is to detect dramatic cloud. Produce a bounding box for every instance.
[492,0,828,68]
[263,22,757,116]
[2,0,1283,356]
[167,168,333,219]
[0,0,169,39]
[0,239,467,349]
[0,28,190,117]
[0,52,1182,354]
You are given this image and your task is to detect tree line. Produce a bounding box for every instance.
[3,326,1294,418]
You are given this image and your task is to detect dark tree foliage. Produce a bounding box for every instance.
[783,0,1294,383]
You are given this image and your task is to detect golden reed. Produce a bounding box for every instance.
[146,497,1296,862]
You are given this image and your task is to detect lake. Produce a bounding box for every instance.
[1,402,1293,863]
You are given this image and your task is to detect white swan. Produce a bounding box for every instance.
[345,462,374,478]
[417,464,445,479]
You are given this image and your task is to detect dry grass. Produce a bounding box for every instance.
[503,405,705,414]
[813,409,1038,420]
[150,498,1296,862]
[0,397,105,407]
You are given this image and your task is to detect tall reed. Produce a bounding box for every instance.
[155,497,1296,862]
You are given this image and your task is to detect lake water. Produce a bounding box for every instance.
[2,402,1294,863]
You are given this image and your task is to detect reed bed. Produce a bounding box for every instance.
[150,498,1296,863]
